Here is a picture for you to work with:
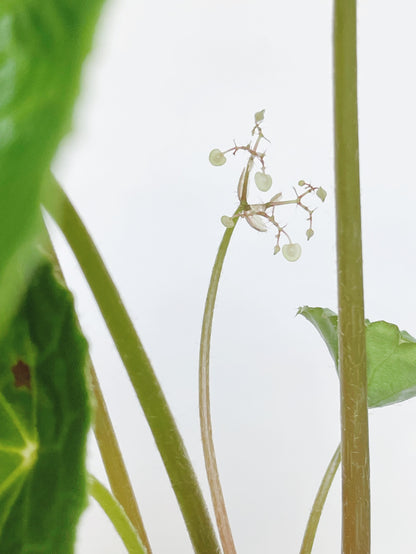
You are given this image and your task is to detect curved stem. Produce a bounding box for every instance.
[334,1,370,552]
[89,361,153,553]
[41,174,221,554]
[300,443,341,554]
[42,226,152,553]
[88,474,147,554]
[199,214,240,554]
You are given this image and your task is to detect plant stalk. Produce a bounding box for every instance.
[199,218,239,554]
[42,174,221,554]
[42,225,152,553]
[88,474,147,554]
[89,361,153,553]
[300,443,341,554]
[333,1,371,552]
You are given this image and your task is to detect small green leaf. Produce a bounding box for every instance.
[298,306,416,408]
[297,307,339,363]
[0,260,90,552]
[0,0,106,329]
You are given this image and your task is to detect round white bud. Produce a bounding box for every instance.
[246,214,267,232]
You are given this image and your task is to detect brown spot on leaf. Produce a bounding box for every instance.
[11,360,31,390]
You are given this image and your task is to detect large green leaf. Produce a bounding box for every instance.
[298,306,416,408]
[0,259,90,552]
[0,0,106,330]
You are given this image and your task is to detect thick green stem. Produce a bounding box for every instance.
[199,219,239,554]
[333,2,371,552]
[300,443,341,554]
[42,226,152,553]
[88,474,147,554]
[41,174,221,554]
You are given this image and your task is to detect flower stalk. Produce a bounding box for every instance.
[41,173,221,554]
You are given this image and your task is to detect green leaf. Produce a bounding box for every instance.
[297,306,339,364]
[298,306,416,408]
[0,260,90,552]
[0,0,106,330]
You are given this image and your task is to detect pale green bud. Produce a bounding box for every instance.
[254,109,265,123]
[209,149,226,166]
[254,171,272,192]
[221,215,235,228]
[282,243,302,262]
[306,228,314,240]
[273,244,281,255]
[298,180,306,187]
[269,192,282,203]
[316,187,327,202]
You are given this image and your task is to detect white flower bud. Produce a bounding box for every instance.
[316,187,327,202]
[306,228,314,240]
[249,203,267,212]
[254,171,272,192]
[246,214,267,232]
[282,243,302,262]
[209,149,226,166]
[221,215,235,228]
[254,110,265,123]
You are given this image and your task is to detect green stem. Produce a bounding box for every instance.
[89,361,153,553]
[42,226,152,553]
[333,2,371,553]
[88,474,147,554]
[199,216,240,554]
[300,443,341,554]
[41,174,221,554]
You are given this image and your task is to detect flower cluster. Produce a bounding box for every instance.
[209,110,326,261]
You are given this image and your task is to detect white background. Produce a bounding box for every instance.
[50,0,416,552]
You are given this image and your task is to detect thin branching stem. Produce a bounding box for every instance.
[300,443,341,554]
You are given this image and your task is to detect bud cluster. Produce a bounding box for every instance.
[209,110,326,261]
